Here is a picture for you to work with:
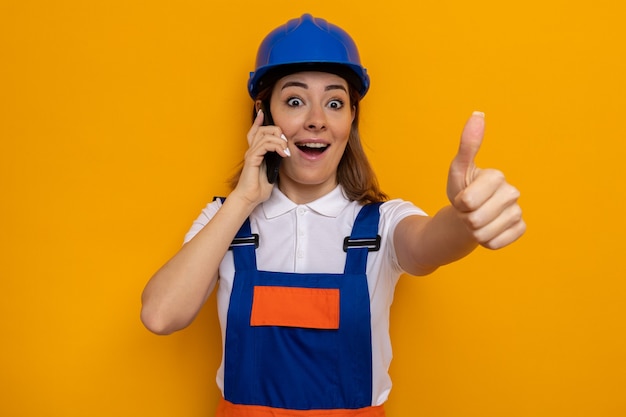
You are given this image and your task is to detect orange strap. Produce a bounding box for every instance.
[250,286,340,329]
[216,398,386,417]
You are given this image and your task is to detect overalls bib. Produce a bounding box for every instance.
[219,203,385,417]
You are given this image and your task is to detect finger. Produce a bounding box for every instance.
[455,192,524,246]
[268,134,291,157]
[247,109,265,145]
[254,108,265,126]
[458,180,521,231]
[246,134,291,163]
[481,216,526,250]
[454,168,505,212]
[456,111,486,186]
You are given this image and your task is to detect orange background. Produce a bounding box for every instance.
[2,1,625,416]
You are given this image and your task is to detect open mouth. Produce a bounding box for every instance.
[296,142,329,155]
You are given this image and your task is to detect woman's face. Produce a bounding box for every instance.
[267,71,355,200]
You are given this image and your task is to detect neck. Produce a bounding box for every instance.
[278,178,338,205]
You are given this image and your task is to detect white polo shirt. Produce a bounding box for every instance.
[184,185,426,406]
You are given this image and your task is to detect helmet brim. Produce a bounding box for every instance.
[249,62,369,99]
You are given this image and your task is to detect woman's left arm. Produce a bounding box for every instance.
[394,112,526,276]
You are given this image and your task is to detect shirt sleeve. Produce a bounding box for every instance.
[379,199,428,274]
[182,199,223,244]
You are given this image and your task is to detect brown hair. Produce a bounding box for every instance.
[228,76,388,204]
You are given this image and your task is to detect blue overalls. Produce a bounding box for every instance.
[220,203,384,415]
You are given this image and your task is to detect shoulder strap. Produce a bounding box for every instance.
[214,196,260,251]
[344,202,383,275]
[214,197,258,271]
[222,198,383,274]
[229,217,258,271]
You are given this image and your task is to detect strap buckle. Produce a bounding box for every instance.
[343,235,381,252]
[229,234,259,250]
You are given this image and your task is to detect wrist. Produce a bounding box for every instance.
[225,189,263,216]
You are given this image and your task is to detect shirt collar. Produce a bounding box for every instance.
[262,185,351,219]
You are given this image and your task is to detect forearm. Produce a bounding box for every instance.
[396,205,478,276]
[418,205,479,266]
[141,195,257,334]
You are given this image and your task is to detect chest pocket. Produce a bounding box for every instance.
[251,285,340,329]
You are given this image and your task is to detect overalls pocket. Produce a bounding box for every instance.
[251,285,340,329]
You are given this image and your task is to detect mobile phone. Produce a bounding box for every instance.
[261,101,281,184]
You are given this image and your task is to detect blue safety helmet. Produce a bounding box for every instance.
[248,14,370,99]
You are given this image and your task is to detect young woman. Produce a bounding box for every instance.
[141,14,525,417]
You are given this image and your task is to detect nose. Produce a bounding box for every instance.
[305,104,326,131]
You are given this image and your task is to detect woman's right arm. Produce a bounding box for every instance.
[140,196,256,334]
[140,110,289,335]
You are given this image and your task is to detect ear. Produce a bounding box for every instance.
[255,100,263,113]
[351,105,356,123]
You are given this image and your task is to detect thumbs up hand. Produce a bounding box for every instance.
[446,112,526,249]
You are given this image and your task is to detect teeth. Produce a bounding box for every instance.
[300,143,328,149]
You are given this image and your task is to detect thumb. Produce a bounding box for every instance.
[447,111,485,202]
[456,111,485,179]
[455,111,485,186]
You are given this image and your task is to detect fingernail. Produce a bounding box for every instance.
[284,147,291,157]
[280,134,288,142]
[472,111,485,118]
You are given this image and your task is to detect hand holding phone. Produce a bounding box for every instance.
[261,102,281,184]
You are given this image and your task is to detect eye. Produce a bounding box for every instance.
[328,99,344,109]
[287,97,303,107]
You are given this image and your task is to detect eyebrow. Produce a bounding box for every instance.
[281,81,348,93]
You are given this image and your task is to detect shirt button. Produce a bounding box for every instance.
[297,207,306,216]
